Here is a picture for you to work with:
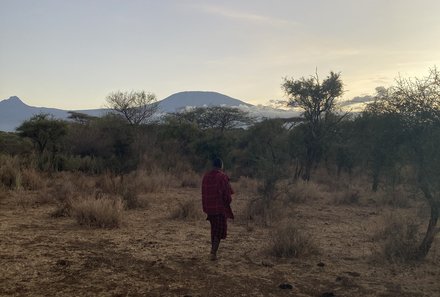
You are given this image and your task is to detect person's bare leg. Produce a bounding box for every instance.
[210,237,220,260]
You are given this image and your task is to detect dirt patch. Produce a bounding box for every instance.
[1,184,439,296]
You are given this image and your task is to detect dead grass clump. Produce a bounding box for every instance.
[180,171,200,188]
[372,213,420,263]
[120,181,143,209]
[50,180,78,217]
[0,160,19,190]
[376,187,412,208]
[21,168,45,191]
[334,188,361,205]
[235,176,259,194]
[285,180,323,203]
[71,196,124,228]
[269,222,318,258]
[131,170,173,193]
[244,198,282,227]
[170,200,202,220]
[95,173,119,194]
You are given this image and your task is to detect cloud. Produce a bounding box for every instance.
[200,5,298,27]
[340,95,374,107]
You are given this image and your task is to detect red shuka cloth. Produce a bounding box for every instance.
[202,169,234,219]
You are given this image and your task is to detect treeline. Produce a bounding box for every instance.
[1,69,440,259]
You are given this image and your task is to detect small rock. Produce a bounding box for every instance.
[261,260,274,267]
[56,259,70,267]
[344,271,361,277]
[279,283,293,290]
[317,262,325,267]
[320,292,335,297]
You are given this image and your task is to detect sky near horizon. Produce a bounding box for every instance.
[1,0,440,110]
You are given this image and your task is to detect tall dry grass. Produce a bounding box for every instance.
[269,222,318,258]
[0,155,20,190]
[372,212,421,263]
[71,195,124,228]
[281,180,325,203]
[170,200,202,220]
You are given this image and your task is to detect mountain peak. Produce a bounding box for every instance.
[2,96,26,106]
[158,91,252,112]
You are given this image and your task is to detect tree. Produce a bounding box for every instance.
[167,106,254,133]
[16,113,67,170]
[365,67,440,259]
[282,71,344,180]
[106,90,159,126]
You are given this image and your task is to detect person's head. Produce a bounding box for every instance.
[212,157,223,170]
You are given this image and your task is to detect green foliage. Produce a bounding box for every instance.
[365,67,440,259]
[167,106,254,132]
[16,114,67,154]
[0,131,33,155]
[16,114,68,170]
[283,71,344,180]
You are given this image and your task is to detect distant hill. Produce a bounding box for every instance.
[0,96,107,132]
[157,91,252,113]
[0,92,303,132]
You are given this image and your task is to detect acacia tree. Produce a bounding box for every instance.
[365,68,440,259]
[282,71,344,180]
[168,106,254,133]
[106,90,158,126]
[16,113,67,170]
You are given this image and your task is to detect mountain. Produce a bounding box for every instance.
[0,96,107,132]
[0,92,301,132]
[157,91,252,113]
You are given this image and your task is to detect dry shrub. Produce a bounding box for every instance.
[71,196,124,228]
[170,200,202,220]
[374,187,412,208]
[95,172,119,194]
[244,198,281,227]
[50,179,78,217]
[372,213,420,263]
[334,188,361,205]
[131,170,173,193]
[284,180,323,203]
[21,168,45,191]
[235,176,260,194]
[0,157,19,190]
[180,171,200,188]
[119,180,143,209]
[269,222,318,258]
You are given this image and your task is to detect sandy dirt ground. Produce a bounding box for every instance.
[1,181,439,297]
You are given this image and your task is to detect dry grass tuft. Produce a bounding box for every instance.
[0,157,20,190]
[374,187,412,208]
[71,196,124,228]
[180,171,200,188]
[49,179,78,217]
[243,198,283,227]
[334,188,361,205]
[131,170,173,193]
[269,222,318,258]
[21,168,45,191]
[372,213,420,263]
[284,180,324,203]
[235,176,260,194]
[170,200,202,220]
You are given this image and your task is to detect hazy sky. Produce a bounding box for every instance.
[1,0,440,109]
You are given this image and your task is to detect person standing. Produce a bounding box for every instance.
[202,158,234,261]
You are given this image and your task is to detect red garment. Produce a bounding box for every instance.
[202,169,234,219]
[207,214,227,240]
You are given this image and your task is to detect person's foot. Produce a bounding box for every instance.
[210,253,217,261]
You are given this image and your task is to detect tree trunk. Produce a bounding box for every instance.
[417,185,439,259]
